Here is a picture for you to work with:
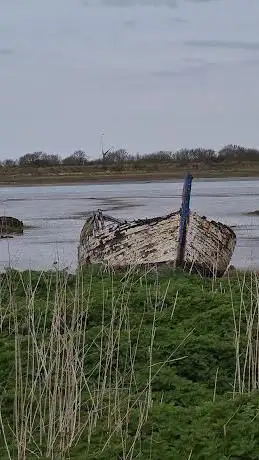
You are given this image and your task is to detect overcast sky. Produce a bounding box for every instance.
[0,0,258,159]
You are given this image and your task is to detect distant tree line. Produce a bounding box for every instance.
[1,144,259,168]
[0,150,88,167]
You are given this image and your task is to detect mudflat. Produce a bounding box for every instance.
[1,178,259,272]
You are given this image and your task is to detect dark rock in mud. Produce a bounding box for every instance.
[0,216,23,237]
[244,210,259,216]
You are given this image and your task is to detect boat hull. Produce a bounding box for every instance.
[78,211,236,277]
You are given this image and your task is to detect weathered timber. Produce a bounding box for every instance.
[176,173,193,268]
[78,210,236,277]
[0,216,23,237]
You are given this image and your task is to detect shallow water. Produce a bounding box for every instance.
[1,179,259,271]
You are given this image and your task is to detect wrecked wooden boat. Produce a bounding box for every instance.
[0,216,23,238]
[78,175,236,277]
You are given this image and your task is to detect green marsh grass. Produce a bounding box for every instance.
[1,267,259,459]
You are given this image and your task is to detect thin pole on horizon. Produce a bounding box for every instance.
[100,133,104,159]
[100,134,113,162]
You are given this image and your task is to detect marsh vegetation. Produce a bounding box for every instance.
[1,267,259,459]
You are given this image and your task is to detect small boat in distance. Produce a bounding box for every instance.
[78,175,236,277]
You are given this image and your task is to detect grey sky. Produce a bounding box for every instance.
[0,0,258,159]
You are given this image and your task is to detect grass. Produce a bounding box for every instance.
[1,267,259,459]
[1,162,259,186]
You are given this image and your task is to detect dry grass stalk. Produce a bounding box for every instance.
[0,266,185,459]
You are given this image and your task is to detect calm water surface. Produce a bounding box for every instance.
[1,179,259,271]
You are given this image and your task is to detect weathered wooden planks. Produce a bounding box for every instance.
[78,210,236,277]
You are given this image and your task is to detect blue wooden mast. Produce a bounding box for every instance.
[176,173,193,268]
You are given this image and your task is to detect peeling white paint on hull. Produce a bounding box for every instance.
[78,211,236,277]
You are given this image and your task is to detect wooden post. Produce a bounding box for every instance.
[176,173,193,268]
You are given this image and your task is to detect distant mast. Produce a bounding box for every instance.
[100,133,112,162]
[101,133,104,161]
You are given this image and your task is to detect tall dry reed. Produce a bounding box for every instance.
[0,267,183,459]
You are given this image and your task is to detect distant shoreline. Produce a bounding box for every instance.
[1,168,259,187]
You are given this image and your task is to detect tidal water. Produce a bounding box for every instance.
[1,179,259,272]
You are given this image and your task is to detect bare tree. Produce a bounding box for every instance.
[62,150,88,166]
[218,144,259,161]
[2,158,17,167]
[138,151,173,162]
[103,149,129,164]
[19,152,61,167]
